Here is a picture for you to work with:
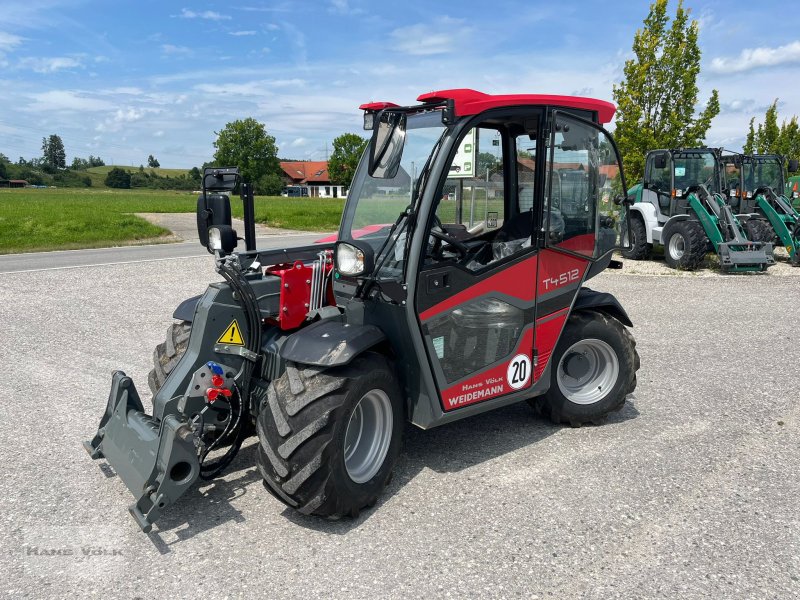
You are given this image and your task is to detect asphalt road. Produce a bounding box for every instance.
[0,233,325,274]
[2,255,798,599]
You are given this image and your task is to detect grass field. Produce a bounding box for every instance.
[0,188,345,254]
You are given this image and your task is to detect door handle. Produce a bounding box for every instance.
[426,272,450,293]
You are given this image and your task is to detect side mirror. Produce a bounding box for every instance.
[653,152,668,170]
[197,193,232,249]
[613,195,629,206]
[789,159,799,172]
[368,111,406,179]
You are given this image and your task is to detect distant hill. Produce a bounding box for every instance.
[86,165,193,188]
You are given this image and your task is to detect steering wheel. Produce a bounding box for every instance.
[429,229,468,258]
[429,215,468,258]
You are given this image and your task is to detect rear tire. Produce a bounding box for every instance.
[530,311,638,426]
[148,321,192,396]
[621,215,651,260]
[662,220,707,270]
[256,353,403,518]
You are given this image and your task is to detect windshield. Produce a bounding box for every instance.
[673,151,720,193]
[746,157,783,191]
[341,110,446,251]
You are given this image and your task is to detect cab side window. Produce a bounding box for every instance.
[545,114,623,258]
[436,126,505,236]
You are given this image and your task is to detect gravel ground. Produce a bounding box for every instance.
[1,256,798,599]
[612,247,800,278]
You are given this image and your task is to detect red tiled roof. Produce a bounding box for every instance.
[280,161,330,184]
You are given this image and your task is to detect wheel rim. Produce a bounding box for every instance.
[556,339,620,405]
[668,233,686,260]
[344,389,393,484]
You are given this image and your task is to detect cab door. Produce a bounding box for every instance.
[414,117,542,412]
[533,111,627,384]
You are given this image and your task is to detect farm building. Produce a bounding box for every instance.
[0,179,29,188]
[279,161,346,198]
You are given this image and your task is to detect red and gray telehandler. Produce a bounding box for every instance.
[85,89,639,531]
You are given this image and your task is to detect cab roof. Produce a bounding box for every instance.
[360,88,616,124]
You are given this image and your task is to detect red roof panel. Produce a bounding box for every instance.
[415,88,616,124]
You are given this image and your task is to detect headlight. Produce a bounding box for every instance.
[207,225,237,253]
[209,227,223,250]
[336,243,366,275]
[335,241,374,277]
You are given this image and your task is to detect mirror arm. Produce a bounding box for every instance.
[240,182,256,252]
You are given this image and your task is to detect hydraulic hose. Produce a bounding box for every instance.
[198,259,262,480]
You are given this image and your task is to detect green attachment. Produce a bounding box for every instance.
[754,189,800,264]
[685,187,774,272]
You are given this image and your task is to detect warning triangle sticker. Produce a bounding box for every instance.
[217,319,245,346]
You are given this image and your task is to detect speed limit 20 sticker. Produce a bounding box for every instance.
[506,353,532,390]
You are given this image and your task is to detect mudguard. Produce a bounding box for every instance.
[573,287,633,327]
[173,295,201,322]
[280,320,386,367]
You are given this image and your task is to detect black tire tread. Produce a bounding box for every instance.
[621,214,651,260]
[256,354,399,518]
[148,321,192,396]
[533,311,639,427]
[664,220,707,270]
[744,218,774,244]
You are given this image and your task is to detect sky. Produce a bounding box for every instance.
[0,0,797,168]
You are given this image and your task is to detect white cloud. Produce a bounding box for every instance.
[177,8,231,21]
[154,130,165,137]
[0,32,24,51]
[229,30,256,36]
[290,137,307,147]
[95,106,161,133]
[710,40,800,74]
[105,86,143,96]
[390,18,472,56]
[96,107,161,132]
[25,90,114,112]
[161,44,193,56]
[329,0,362,15]
[18,56,82,73]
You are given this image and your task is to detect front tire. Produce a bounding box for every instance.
[744,218,774,244]
[531,311,638,426]
[257,353,403,518]
[621,215,651,260]
[148,321,191,395]
[662,220,707,270]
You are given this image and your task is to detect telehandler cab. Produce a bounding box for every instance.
[624,148,774,272]
[86,89,639,532]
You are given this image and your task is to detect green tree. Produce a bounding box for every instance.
[746,101,800,173]
[477,151,501,177]
[71,157,90,170]
[743,118,757,154]
[189,166,201,180]
[41,134,67,170]
[327,133,368,190]
[213,117,280,193]
[612,0,720,183]
[104,167,131,189]
[759,101,780,153]
[147,154,160,168]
